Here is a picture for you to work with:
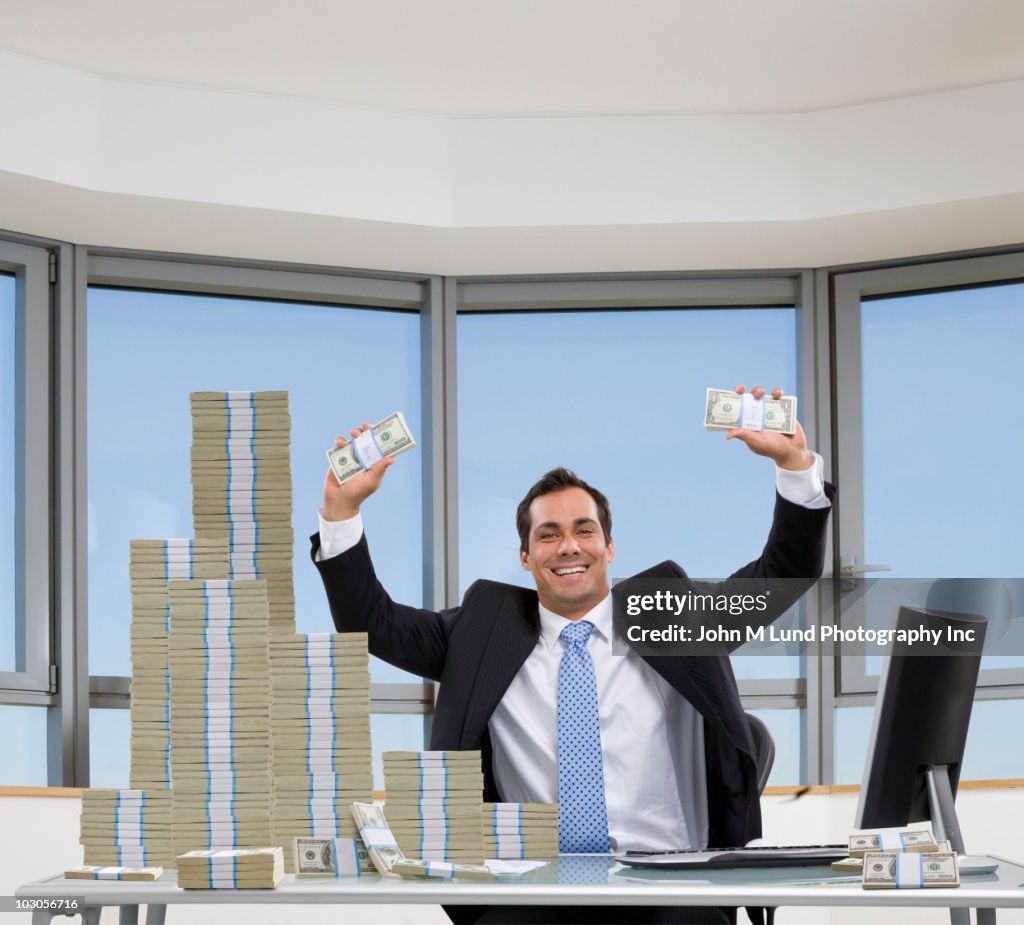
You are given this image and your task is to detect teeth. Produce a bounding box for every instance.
[555,566,587,576]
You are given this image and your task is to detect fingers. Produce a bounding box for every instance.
[771,387,783,399]
[735,384,784,399]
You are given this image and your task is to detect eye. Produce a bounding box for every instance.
[578,527,595,535]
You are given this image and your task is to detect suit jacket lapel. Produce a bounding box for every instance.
[459,590,539,748]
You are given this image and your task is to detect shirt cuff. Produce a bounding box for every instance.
[317,511,364,561]
[775,452,830,509]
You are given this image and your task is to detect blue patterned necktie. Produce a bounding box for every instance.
[557,620,610,853]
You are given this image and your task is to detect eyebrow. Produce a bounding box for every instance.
[533,517,599,534]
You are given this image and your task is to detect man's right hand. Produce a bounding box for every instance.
[321,423,396,522]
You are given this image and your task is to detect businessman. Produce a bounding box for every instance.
[312,386,833,925]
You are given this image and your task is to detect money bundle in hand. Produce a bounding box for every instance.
[392,859,494,881]
[176,847,284,889]
[483,803,559,859]
[65,866,163,881]
[269,633,374,873]
[79,790,172,870]
[862,852,960,889]
[704,388,797,435]
[129,539,229,791]
[848,829,939,857]
[383,751,485,865]
[351,801,407,876]
[168,579,273,859]
[292,836,369,878]
[326,412,417,486]
[190,391,295,633]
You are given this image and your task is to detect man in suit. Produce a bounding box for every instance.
[312,386,832,925]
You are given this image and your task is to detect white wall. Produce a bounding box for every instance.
[2,791,1022,924]
[2,50,1024,274]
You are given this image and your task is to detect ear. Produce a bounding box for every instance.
[607,538,615,563]
[520,548,530,571]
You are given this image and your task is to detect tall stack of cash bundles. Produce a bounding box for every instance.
[168,579,273,858]
[483,803,559,859]
[79,790,173,870]
[383,751,485,865]
[270,633,374,873]
[190,391,295,633]
[128,539,229,790]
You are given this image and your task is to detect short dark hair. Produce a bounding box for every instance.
[515,467,612,553]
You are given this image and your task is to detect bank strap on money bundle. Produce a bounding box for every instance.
[79,790,172,870]
[383,751,485,865]
[129,539,229,791]
[190,391,295,633]
[862,851,960,889]
[704,388,797,435]
[270,633,374,873]
[177,847,284,889]
[168,579,273,859]
[483,803,558,859]
[326,412,417,486]
[352,802,493,882]
[293,836,369,878]
[65,866,163,881]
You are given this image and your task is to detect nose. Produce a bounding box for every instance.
[557,533,581,556]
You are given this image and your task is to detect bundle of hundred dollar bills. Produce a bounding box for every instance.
[65,866,163,881]
[483,803,559,859]
[862,851,960,889]
[176,847,284,889]
[326,413,417,485]
[704,388,796,435]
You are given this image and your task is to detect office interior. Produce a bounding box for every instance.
[2,3,1024,922]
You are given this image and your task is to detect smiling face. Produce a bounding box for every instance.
[520,487,614,621]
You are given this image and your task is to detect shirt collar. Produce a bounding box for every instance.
[537,592,613,651]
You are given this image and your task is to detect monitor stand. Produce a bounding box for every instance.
[926,765,996,925]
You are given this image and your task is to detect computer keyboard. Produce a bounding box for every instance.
[617,845,848,870]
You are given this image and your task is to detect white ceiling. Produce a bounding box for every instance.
[3,0,1024,116]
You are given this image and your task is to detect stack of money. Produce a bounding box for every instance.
[176,847,284,890]
[168,579,273,860]
[65,866,163,881]
[392,858,494,881]
[79,790,173,870]
[293,836,370,879]
[383,751,485,865]
[848,829,939,857]
[326,412,417,486]
[129,538,229,790]
[269,633,374,873]
[862,852,960,889]
[483,803,559,859]
[351,801,406,876]
[190,391,295,633]
[704,388,797,435]
[833,840,952,872]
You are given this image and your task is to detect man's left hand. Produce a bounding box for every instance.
[726,385,814,472]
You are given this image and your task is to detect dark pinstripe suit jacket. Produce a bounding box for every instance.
[311,487,832,849]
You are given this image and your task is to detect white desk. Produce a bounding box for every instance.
[15,855,1024,925]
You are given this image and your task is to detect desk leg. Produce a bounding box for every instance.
[82,908,103,925]
[949,909,970,925]
[145,904,167,924]
[119,904,140,924]
[975,909,997,925]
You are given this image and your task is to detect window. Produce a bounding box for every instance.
[0,273,14,674]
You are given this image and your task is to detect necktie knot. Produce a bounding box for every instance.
[560,620,595,648]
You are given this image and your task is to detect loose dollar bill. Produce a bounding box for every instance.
[862,852,960,889]
[293,836,368,878]
[704,388,797,435]
[326,413,417,486]
[849,829,938,857]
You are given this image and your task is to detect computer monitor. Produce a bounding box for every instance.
[855,605,987,855]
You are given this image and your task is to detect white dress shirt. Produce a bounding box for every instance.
[318,454,829,851]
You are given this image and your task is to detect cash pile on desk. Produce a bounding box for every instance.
[128,538,229,790]
[832,828,947,872]
[176,847,284,889]
[382,751,485,865]
[79,789,172,870]
[269,633,374,873]
[483,803,559,859]
[190,391,295,633]
[168,579,273,859]
[292,835,370,878]
[862,851,960,889]
[65,866,163,881]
